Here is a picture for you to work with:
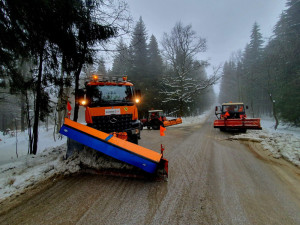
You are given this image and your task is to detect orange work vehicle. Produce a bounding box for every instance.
[141,110,182,130]
[214,102,262,132]
[61,75,168,179]
[78,75,142,144]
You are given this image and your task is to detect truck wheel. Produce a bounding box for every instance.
[152,124,160,130]
[152,120,162,130]
[128,135,138,144]
[240,129,247,133]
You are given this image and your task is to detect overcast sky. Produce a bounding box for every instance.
[127,0,287,76]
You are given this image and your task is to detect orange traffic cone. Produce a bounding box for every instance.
[160,126,166,136]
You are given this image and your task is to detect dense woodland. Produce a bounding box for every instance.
[0,0,217,154]
[109,18,218,118]
[219,0,300,128]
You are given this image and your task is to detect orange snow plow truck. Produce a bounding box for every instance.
[59,75,168,179]
[141,110,182,130]
[214,102,262,132]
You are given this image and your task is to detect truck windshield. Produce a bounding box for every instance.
[222,105,244,113]
[87,85,133,106]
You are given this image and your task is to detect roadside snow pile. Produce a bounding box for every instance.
[67,147,137,172]
[0,144,82,202]
[0,126,66,165]
[231,122,300,167]
[176,110,210,127]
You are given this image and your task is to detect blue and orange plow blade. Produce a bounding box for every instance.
[59,118,163,174]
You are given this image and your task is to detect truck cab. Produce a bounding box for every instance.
[215,102,247,119]
[78,75,141,144]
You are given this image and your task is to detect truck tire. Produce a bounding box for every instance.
[240,128,247,133]
[133,136,138,144]
[151,119,162,130]
[128,135,138,144]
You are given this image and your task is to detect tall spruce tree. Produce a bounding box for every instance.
[111,38,131,76]
[219,60,238,103]
[241,22,264,117]
[271,0,300,125]
[141,35,164,114]
[148,35,163,79]
[129,17,148,84]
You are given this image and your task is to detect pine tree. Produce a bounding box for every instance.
[111,38,131,76]
[241,22,264,117]
[148,35,163,79]
[140,35,164,114]
[219,60,239,103]
[130,17,148,84]
[96,57,107,75]
[271,1,300,125]
[0,0,116,154]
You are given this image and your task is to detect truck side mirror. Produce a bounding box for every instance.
[246,105,248,109]
[135,89,141,98]
[76,89,86,106]
[78,89,85,99]
[135,89,141,104]
[215,106,221,119]
[215,106,221,114]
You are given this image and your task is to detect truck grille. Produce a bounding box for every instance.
[89,114,133,133]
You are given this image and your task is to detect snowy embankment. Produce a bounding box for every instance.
[230,118,300,167]
[0,126,80,202]
[171,111,210,127]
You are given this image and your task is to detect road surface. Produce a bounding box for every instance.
[1,116,300,224]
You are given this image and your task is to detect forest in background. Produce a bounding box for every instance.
[0,0,217,154]
[219,0,300,128]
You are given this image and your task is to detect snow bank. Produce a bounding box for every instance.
[231,119,300,167]
[0,144,77,202]
[174,110,210,127]
[0,126,66,165]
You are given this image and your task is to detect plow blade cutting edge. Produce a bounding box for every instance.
[214,118,262,130]
[59,118,168,176]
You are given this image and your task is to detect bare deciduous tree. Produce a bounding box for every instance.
[161,22,220,116]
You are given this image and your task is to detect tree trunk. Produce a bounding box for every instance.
[73,45,86,122]
[269,93,279,130]
[25,91,33,154]
[73,64,82,122]
[32,49,43,155]
[56,56,65,133]
[20,94,25,132]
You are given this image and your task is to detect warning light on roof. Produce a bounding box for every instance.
[92,75,98,81]
[123,76,127,81]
